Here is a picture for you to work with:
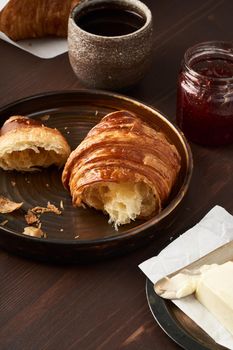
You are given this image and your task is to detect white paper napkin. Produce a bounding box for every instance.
[0,0,68,58]
[139,205,233,349]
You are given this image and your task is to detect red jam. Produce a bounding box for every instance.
[177,42,233,146]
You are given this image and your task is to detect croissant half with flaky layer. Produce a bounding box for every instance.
[62,111,181,229]
[0,116,71,171]
[0,0,80,41]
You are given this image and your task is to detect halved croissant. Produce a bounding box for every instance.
[0,0,80,41]
[62,111,181,229]
[0,116,71,171]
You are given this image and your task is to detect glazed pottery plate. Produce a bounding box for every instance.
[146,279,228,350]
[0,90,192,262]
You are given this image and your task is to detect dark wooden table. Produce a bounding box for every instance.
[0,1,233,349]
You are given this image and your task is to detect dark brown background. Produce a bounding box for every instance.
[0,0,233,349]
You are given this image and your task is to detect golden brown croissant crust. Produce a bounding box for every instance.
[1,115,43,135]
[62,111,181,227]
[0,0,80,40]
[0,115,71,171]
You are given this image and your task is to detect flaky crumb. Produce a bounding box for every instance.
[74,235,80,239]
[0,196,23,214]
[24,177,30,184]
[47,202,62,215]
[40,115,50,121]
[25,210,40,225]
[22,226,46,238]
[24,202,61,227]
[11,181,16,187]
[60,200,64,210]
[31,202,61,215]
[0,220,8,226]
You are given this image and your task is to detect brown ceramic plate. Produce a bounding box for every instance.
[146,280,228,350]
[0,90,192,262]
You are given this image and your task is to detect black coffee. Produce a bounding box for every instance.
[75,7,146,36]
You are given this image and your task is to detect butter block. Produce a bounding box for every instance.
[196,261,233,336]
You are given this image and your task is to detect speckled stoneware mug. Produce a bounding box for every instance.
[68,0,153,90]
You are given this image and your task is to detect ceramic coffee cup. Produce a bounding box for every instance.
[68,0,153,90]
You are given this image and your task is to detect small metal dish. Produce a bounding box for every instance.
[146,279,227,350]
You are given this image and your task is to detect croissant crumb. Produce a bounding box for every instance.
[22,226,46,238]
[0,195,23,213]
[84,182,157,230]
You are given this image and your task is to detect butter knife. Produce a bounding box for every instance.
[154,239,233,299]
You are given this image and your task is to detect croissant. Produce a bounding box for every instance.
[0,0,80,41]
[62,111,181,229]
[0,115,71,171]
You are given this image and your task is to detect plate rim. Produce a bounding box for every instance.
[0,89,193,246]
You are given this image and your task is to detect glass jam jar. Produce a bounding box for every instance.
[177,41,233,146]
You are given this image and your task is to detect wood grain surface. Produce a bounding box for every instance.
[0,1,233,349]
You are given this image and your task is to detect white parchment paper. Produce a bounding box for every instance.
[0,0,68,58]
[139,205,233,349]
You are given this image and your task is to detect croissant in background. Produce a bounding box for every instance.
[62,111,181,229]
[0,116,71,171]
[0,0,80,40]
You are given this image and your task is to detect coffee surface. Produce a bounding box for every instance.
[76,7,145,36]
